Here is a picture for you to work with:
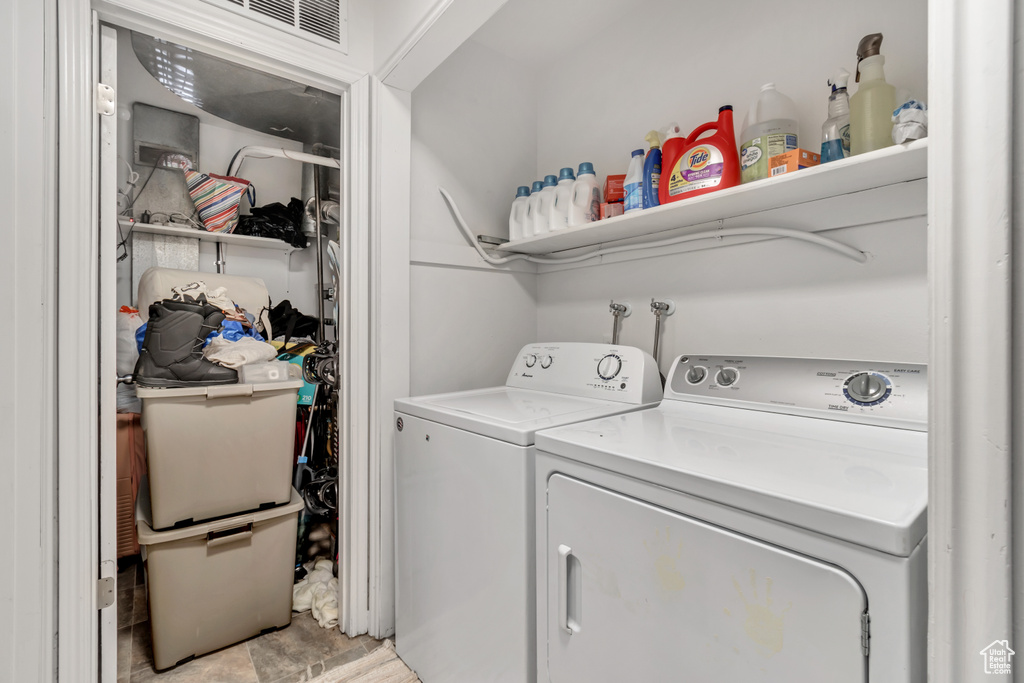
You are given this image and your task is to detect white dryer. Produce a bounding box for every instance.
[395,343,662,683]
[534,354,928,683]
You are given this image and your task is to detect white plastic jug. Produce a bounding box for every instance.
[534,175,558,236]
[568,163,601,227]
[549,168,576,232]
[508,186,530,241]
[524,180,544,238]
[740,83,799,183]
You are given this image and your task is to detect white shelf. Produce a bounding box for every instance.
[122,219,303,255]
[497,139,928,255]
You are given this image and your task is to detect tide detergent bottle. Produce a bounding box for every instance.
[659,106,740,205]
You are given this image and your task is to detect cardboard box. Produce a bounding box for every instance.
[600,202,624,219]
[769,149,821,177]
[604,174,626,203]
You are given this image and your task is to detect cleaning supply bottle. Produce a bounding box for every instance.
[821,69,852,163]
[549,167,576,231]
[740,84,799,183]
[642,131,662,209]
[623,149,645,214]
[524,180,544,238]
[508,185,531,241]
[660,106,741,204]
[568,162,601,226]
[534,175,558,236]
[849,33,896,155]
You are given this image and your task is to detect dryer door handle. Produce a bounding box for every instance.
[557,544,580,635]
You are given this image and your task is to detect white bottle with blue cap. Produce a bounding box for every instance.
[623,149,645,213]
[568,163,601,226]
[524,180,544,238]
[549,167,576,232]
[509,185,531,241]
[533,175,559,236]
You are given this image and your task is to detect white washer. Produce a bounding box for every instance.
[534,354,928,683]
[394,343,662,683]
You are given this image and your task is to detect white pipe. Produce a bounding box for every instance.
[438,186,869,266]
[227,145,341,177]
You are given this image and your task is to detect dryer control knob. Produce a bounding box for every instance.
[845,372,888,403]
[540,355,553,369]
[525,354,538,368]
[597,354,622,380]
[686,366,707,384]
[716,368,738,386]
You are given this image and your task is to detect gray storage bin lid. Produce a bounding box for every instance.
[135,480,304,545]
[135,379,303,400]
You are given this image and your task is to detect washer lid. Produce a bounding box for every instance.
[395,387,655,446]
[535,401,927,556]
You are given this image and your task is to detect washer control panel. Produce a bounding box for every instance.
[507,343,663,405]
[669,354,927,430]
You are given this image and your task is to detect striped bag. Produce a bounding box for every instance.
[183,170,255,234]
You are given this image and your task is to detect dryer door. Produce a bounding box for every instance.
[545,475,868,682]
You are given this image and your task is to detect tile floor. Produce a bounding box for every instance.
[117,559,383,683]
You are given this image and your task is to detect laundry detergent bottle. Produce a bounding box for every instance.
[568,162,601,226]
[524,180,544,238]
[549,167,576,231]
[642,130,662,209]
[740,84,799,183]
[660,106,741,204]
[508,185,531,241]
[623,149,645,214]
[533,175,558,236]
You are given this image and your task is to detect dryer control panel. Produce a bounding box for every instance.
[506,343,663,405]
[668,354,927,430]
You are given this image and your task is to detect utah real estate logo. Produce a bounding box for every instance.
[979,640,1014,675]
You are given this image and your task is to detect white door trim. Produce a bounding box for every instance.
[928,0,1017,679]
[57,0,102,679]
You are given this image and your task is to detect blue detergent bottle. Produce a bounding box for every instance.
[642,130,662,208]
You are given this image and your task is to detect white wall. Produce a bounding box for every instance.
[537,219,928,372]
[409,38,540,394]
[115,29,326,315]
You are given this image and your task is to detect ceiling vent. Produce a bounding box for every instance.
[202,0,347,52]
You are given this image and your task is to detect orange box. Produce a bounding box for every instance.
[604,174,626,203]
[768,149,821,177]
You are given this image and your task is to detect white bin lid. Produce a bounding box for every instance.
[136,482,304,545]
[135,379,303,400]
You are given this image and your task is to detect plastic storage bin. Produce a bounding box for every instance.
[136,379,303,529]
[136,485,304,670]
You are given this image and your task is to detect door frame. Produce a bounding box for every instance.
[55,1,404,678]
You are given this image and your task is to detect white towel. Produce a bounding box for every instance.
[293,559,339,629]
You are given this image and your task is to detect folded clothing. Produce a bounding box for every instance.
[203,336,278,369]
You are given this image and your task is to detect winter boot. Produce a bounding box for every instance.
[133,299,238,387]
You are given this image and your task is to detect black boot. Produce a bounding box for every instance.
[133,299,238,388]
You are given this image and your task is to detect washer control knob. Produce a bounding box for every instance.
[716,368,738,386]
[597,354,622,380]
[540,355,553,369]
[686,366,707,384]
[845,372,888,404]
[525,354,537,368]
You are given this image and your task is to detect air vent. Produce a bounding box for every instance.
[202,0,347,51]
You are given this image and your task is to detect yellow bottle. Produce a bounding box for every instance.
[849,33,896,155]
